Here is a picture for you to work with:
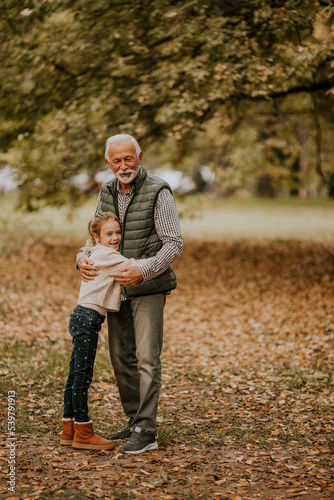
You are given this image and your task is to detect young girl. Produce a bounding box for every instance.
[60,212,152,450]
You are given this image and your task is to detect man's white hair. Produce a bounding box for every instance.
[105,134,142,162]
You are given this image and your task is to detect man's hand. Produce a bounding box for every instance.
[112,266,143,287]
[77,257,99,283]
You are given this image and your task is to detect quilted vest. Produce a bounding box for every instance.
[100,167,177,298]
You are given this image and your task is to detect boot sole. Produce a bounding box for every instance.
[122,442,158,455]
[72,442,114,450]
[60,439,73,445]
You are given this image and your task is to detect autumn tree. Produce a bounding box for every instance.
[1,0,333,208]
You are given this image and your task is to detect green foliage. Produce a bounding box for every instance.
[1,0,334,208]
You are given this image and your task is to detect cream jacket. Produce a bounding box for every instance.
[78,244,152,312]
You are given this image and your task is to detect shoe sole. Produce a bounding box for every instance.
[122,442,158,455]
[72,442,114,450]
[60,439,73,445]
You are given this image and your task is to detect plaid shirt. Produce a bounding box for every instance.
[93,172,183,282]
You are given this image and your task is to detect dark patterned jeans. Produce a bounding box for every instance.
[63,305,105,422]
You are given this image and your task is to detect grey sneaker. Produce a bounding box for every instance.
[120,427,158,454]
[106,417,134,440]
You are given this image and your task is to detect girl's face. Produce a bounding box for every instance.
[94,219,122,250]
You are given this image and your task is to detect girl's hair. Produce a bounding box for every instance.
[88,212,121,246]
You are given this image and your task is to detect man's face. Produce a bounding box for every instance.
[106,139,142,185]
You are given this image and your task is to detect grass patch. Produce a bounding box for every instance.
[1,193,334,242]
[274,361,333,391]
[37,489,90,500]
[0,194,96,241]
[178,195,334,240]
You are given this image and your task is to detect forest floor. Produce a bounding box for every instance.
[1,237,334,499]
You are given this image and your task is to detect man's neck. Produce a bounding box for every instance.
[119,182,132,194]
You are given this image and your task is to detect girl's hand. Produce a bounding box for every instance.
[77,257,99,283]
[112,266,143,287]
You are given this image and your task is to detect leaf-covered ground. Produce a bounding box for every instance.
[1,238,334,499]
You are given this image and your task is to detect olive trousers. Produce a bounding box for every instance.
[107,293,166,434]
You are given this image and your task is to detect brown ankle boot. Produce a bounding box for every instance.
[60,419,74,445]
[72,421,114,450]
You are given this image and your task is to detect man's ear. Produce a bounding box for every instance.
[139,152,143,163]
[106,159,110,166]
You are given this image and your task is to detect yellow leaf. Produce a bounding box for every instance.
[238,479,248,486]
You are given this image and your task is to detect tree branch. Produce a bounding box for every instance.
[311,94,327,185]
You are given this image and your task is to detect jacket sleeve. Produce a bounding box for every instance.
[96,249,153,275]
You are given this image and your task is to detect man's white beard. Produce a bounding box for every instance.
[115,165,140,184]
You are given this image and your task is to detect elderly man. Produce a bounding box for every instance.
[78,134,183,454]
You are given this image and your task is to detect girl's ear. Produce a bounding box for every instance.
[93,232,99,244]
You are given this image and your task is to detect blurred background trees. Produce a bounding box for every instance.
[1,0,333,209]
